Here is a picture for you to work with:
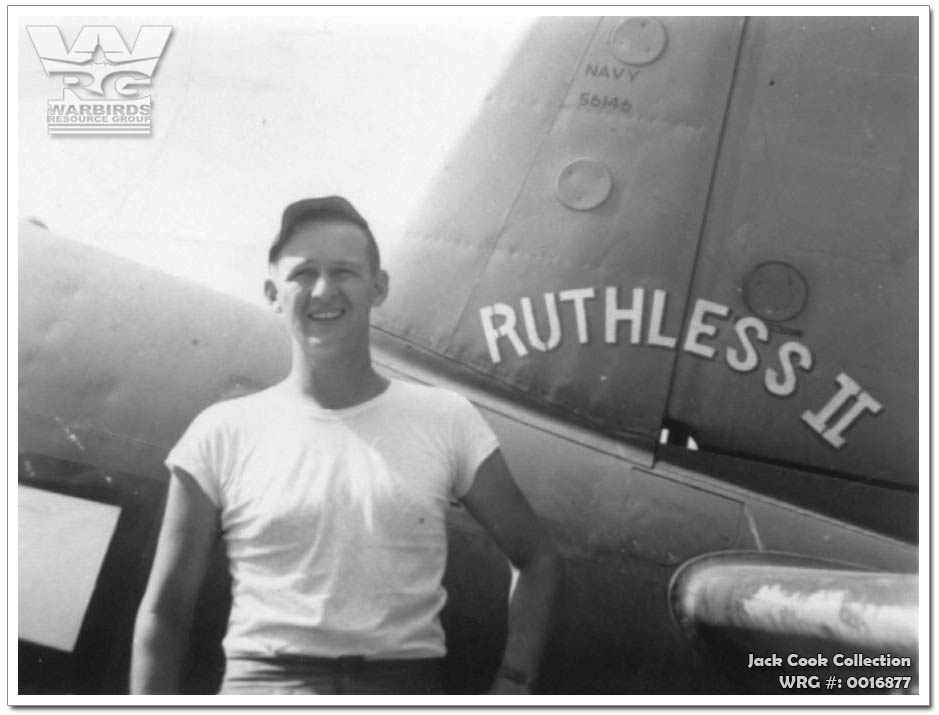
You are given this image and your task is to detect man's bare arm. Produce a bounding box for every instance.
[461,449,563,694]
[130,468,220,694]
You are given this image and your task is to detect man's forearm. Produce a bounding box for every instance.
[130,611,190,694]
[498,550,563,688]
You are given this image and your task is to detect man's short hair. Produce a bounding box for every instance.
[269,196,381,271]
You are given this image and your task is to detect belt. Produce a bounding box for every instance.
[234,654,443,674]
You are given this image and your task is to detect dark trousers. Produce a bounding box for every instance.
[219,655,446,695]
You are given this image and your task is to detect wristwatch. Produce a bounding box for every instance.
[496,664,534,691]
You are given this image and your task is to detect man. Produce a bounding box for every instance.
[131,197,562,695]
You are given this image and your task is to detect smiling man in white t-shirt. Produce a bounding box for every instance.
[131,197,562,695]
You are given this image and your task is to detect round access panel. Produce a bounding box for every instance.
[555,159,614,211]
[742,261,809,322]
[610,18,668,66]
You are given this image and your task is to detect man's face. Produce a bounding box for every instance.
[265,219,388,355]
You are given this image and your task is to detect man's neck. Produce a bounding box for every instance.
[282,346,389,410]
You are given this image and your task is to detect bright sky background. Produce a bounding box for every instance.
[16,11,534,305]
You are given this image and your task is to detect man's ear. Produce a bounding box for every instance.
[264,279,282,312]
[372,269,390,308]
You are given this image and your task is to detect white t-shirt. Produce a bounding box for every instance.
[165,379,499,660]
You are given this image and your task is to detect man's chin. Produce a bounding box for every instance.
[289,323,366,353]
[296,319,343,338]
[301,334,338,347]
[296,333,349,353]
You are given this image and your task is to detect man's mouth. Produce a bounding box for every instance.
[307,309,345,322]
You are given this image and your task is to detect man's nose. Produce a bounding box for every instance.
[309,274,337,299]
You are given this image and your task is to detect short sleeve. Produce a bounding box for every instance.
[447,394,500,500]
[164,406,227,510]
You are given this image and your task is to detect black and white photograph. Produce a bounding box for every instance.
[11,7,927,706]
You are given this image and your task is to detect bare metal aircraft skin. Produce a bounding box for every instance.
[18,16,918,695]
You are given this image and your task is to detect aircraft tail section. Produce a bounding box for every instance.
[377,16,918,491]
[378,17,743,449]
